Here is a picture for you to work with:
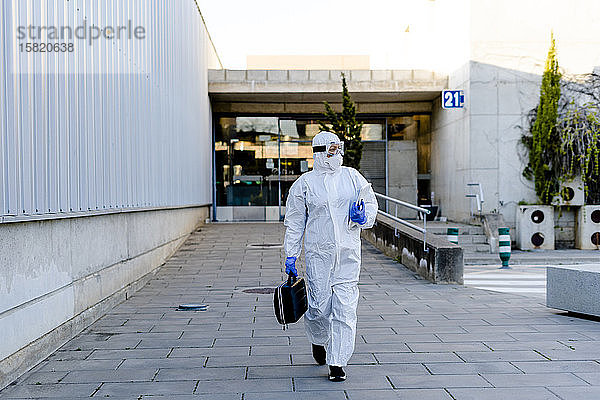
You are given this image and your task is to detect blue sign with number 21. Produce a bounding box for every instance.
[442,90,465,109]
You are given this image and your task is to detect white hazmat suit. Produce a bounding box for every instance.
[283,131,378,367]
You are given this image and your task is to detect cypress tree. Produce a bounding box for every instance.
[319,73,363,170]
[529,33,562,204]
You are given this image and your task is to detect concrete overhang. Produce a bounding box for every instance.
[208,69,448,114]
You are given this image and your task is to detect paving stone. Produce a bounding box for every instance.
[87,348,171,359]
[249,346,308,356]
[462,325,539,333]
[573,372,600,385]
[362,334,441,343]
[205,354,291,367]
[425,362,521,375]
[155,367,245,381]
[387,374,491,389]
[118,357,207,369]
[292,353,377,365]
[483,340,567,351]
[46,350,93,361]
[436,333,516,342]
[170,346,250,357]
[375,352,463,364]
[455,350,548,362]
[94,381,197,396]
[247,365,326,379]
[538,349,600,361]
[353,343,413,353]
[214,337,289,347]
[137,338,215,348]
[195,378,292,394]
[60,368,158,383]
[513,360,600,373]
[406,342,491,352]
[20,371,69,385]
[294,375,392,391]
[508,332,594,342]
[0,383,98,398]
[482,372,588,387]
[346,363,430,376]
[547,386,600,399]
[244,392,346,400]
[448,387,561,400]
[346,389,453,400]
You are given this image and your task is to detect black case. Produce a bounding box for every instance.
[274,275,308,325]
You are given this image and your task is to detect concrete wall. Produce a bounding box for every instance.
[465,0,600,227]
[363,214,463,284]
[387,141,418,219]
[431,62,471,222]
[555,208,577,249]
[431,0,600,226]
[469,62,540,226]
[0,206,208,389]
[432,61,543,227]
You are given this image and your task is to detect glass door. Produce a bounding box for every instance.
[214,117,315,221]
[214,117,280,221]
[277,119,320,217]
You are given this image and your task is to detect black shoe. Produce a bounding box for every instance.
[328,365,346,382]
[312,344,326,365]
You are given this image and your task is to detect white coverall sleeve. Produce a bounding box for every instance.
[353,170,378,230]
[283,178,307,258]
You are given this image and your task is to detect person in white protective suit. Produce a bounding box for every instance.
[283,131,377,382]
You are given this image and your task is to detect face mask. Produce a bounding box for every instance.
[323,153,343,171]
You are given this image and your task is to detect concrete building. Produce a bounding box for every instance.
[2,0,600,390]
[0,0,219,388]
[206,0,600,228]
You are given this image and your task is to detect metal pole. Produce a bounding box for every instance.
[423,213,427,252]
[385,117,389,197]
[278,121,281,220]
[211,117,217,221]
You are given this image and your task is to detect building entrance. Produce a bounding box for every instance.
[213,115,428,222]
[213,117,316,221]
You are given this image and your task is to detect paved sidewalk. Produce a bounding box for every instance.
[464,264,547,298]
[2,223,600,399]
[464,249,600,266]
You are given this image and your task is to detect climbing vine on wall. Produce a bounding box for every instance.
[557,102,600,204]
[522,34,600,204]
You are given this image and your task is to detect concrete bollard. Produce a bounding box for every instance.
[447,227,459,244]
[498,227,511,269]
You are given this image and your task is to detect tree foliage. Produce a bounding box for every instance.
[522,34,600,204]
[522,34,562,204]
[319,73,363,170]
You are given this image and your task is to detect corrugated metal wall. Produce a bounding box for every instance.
[0,0,219,222]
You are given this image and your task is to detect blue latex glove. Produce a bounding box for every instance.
[285,256,297,277]
[350,200,367,225]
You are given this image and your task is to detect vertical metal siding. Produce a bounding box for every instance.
[1,0,217,221]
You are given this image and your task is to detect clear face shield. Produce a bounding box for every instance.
[313,141,344,158]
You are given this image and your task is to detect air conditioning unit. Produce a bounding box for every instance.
[516,205,555,250]
[576,205,600,250]
[552,177,585,206]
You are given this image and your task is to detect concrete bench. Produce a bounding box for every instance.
[547,264,600,317]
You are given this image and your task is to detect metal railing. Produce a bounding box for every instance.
[374,192,431,252]
[466,182,485,216]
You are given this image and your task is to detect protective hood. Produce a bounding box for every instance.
[312,131,343,173]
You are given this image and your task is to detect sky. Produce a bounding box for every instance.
[197,0,470,71]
